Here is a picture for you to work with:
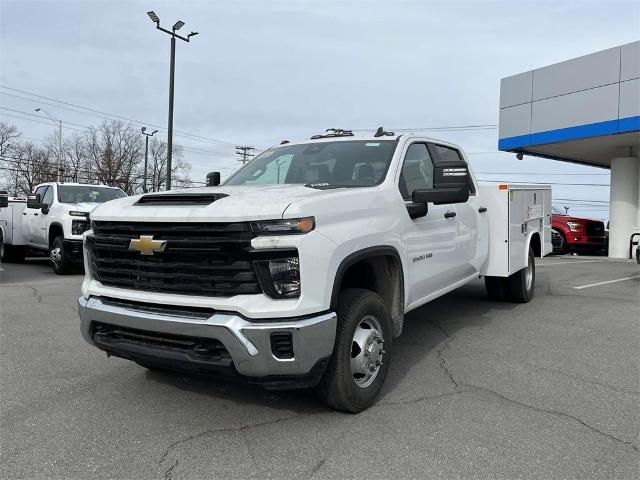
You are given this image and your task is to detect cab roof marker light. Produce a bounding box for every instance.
[499,184,508,190]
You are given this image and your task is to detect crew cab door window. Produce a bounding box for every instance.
[398,143,434,200]
[41,186,53,207]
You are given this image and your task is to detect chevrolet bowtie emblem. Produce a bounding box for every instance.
[129,235,167,256]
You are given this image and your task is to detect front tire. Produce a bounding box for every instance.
[504,246,535,303]
[51,236,72,275]
[317,288,392,413]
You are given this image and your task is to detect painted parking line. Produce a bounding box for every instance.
[574,274,640,290]
[539,260,607,267]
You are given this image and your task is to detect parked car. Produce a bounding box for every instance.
[1,183,126,273]
[78,129,551,412]
[551,206,607,255]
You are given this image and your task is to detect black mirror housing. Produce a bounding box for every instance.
[0,190,8,208]
[412,160,470,205]
[27,193,42,209]
[412,187,469,205]
[207,171,221,187]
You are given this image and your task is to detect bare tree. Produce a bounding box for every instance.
[4,141,56,195]
[85,120,143,194]
[146,139,192,192]
[0,122,20,158]
[62,133,90,183]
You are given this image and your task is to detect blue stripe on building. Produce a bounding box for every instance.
[498,115,640,151]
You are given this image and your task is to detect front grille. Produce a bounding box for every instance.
[87,221,261,297]
[586,221,605,236]
[92,322,231,361]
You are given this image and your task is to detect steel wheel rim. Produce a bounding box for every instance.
[525,254,533,291]
[350,315,384,388]
[51,246,62,267]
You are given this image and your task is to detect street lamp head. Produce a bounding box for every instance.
[147,11,160,24]
[188,31,199,39]
[173,20,185,31]
[141,127,146,133]
[34,108,41,112]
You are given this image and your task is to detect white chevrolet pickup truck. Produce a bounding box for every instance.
[78,129,551,412]
[0,183,126,273]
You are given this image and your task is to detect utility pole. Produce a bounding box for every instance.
[147,10,198,191]
[34,108,63,182]
[141,127,158,193]
[235,145,255,165]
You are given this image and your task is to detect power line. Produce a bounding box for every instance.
[0,84,238,148]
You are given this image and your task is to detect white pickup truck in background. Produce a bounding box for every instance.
[78,129,551,412]
[0,183,126,273]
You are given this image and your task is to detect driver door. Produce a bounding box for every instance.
[398,143,460,305]
[25,185,51,247]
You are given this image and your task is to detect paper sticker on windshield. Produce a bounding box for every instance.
[260,150,274,158]
[89,191,100,201]
[365,143,381,146]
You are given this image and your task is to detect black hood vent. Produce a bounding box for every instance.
[135,193,228,206]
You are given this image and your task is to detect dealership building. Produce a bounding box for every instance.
[498,41,639,258]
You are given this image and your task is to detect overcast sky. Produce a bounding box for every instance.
[1,0,638,218]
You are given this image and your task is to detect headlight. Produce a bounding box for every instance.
[250,217,315,235]
[567,221,583,232]
[255,256,300,298]
[72,220,91,236]
[69,211,89,218]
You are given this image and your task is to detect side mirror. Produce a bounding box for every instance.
[412,161,470,205]
[27,193,42,209]
[412,187,469,205]
[41,205,50,215]
[0,191,8,208]
[207,171,221,187]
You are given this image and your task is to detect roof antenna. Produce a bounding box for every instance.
[374,127,384,137]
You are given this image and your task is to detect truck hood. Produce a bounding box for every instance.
[89,185,335,222]
[65,202,106,213]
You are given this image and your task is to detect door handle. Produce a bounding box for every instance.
[444,211,456,219]
[478,207,487,213]
[22,212,27,215]
[34,213,38,216]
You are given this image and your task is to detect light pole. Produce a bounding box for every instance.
[141,127,158,192]
[147,10,198,191]
[35,107,63,182]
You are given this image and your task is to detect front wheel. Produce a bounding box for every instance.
[51,236,72,275]
[504,246,535,303]
[317,288,392,413]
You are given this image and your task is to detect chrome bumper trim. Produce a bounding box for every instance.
[78,296,337,377]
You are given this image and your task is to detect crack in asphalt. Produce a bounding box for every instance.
[376,390,465,407]
[430,323,640,454]
[157,414,304,467]
[163,459,178,480]
[26,285,42,303]
[465,384,640,453]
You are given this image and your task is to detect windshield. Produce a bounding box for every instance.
[552,206,566,215]
[224,140,397,188]
[57,186,126,204]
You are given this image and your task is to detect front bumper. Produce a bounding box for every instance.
[78,296,336,388]
[63,239,84,263]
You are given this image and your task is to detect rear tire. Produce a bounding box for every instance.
[317,288,392,413]
[504,246,535,303]
[0,234,25,263]
[51,236,72,275]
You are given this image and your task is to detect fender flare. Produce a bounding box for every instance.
[330,245,404,309]
[48,222,65,246]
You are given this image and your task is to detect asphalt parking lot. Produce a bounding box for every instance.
[1,256,638,479]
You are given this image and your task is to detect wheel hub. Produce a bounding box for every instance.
[350,316,385,388]
[51,247,62,266]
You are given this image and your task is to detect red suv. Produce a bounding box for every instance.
[552,207,607,255]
